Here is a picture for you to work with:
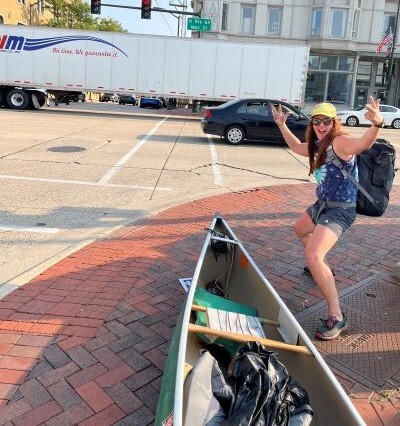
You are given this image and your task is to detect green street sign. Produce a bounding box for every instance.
[187,17,212,32]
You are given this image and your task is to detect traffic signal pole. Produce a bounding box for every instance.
[100,3,200,18]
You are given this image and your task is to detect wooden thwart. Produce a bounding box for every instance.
[192,304,280,327]
[188,323,313,356]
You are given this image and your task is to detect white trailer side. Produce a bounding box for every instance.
[0,25,309,109]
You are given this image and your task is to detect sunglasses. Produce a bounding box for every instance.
[312,117,334,126]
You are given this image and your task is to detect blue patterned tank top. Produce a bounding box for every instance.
[314,145,358,203]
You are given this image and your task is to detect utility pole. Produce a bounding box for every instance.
[169,0,188,37]
[386,0,400,104]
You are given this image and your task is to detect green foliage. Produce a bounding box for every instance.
[44,0,126,32]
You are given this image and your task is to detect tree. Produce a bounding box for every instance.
[45,0,126,32]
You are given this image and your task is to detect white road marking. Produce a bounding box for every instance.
[0,175,171,191]
[0,225,59,234]
[99,117,168,184]
[207,135,223,186]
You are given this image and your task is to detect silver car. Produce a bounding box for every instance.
[337,104,400,129]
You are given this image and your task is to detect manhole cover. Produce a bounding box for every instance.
[47,146,86,153]
[298,278,400,390]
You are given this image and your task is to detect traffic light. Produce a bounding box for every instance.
[91,0,101,15]
[141,0,151,19]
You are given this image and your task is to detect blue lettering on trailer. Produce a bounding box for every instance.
[0,34,128,57]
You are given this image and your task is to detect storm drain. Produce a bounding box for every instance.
[297,277,400,390]
[47,146,86,153]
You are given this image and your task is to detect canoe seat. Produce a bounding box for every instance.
[190,305,312,356]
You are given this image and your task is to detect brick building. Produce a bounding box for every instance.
[191,0,400,109]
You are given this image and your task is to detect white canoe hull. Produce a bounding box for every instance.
[156,215,365,426]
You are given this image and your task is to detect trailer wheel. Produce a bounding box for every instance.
[224,125,245,145]
[7,89,30,110]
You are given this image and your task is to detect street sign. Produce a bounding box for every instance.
[187,17,212,32]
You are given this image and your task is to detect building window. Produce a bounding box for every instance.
[221,3,229,32]
[376,62,385,86]
[18,0,26,5]
[241,5,255,35]
[38,0,45,14]
[305,73,326,103]
[352,9,360,40]
[327,73,352,104]
[321,56,338,71]
[0,15,4,24]
[309,55,320,70]
[338,57,354,72]
[311,8,322,37]
[267,7,282,37]
[383,15,396,35]
[329,9,347,38]
[356,62,372,87]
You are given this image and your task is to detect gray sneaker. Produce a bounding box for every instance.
[315,313,347,340]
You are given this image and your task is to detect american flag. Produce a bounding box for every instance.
[376,31,394,53]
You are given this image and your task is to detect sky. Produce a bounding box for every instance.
[85,0,193,37]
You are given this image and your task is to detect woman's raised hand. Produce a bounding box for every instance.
[271,103,291,126]
[364,95,384,125]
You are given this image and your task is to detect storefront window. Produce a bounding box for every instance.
[309,55,320,70]
[376,62,385,86]
[327,73,352,104]
[321,56,337,70]
[305,72,326,103]
[356,62,372,86]
[338,57,354,71]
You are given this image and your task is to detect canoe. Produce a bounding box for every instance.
[155,214,365,426]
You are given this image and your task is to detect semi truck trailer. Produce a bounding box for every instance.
[0,24,309,110]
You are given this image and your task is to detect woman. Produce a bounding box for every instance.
[272,96,384,340]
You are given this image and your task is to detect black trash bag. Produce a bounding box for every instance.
[220,342,313,426]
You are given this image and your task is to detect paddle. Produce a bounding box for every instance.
[188,323,313,356]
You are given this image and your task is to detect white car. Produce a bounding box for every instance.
[337,104,400,129]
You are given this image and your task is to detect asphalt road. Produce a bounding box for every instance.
[0,102,399,298]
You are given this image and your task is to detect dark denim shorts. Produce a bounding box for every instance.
[306,200,357,238]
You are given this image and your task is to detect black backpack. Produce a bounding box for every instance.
[327,139,397,217]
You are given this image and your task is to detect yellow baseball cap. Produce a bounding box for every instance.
[311,103,337,118]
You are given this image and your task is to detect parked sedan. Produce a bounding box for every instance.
[201,98,310,145]
[139,97,162,109]
[337,104,400,129]
[118,94,136,105]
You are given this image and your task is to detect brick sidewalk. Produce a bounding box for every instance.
[0,184,399,425]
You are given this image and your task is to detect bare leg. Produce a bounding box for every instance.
[305,225,342,320]
[294,211,315,247]
[295,212,333,270]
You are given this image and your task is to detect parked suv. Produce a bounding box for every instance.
[118,94,136,105]
[100,93,118,102]
[56,92,86,104]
